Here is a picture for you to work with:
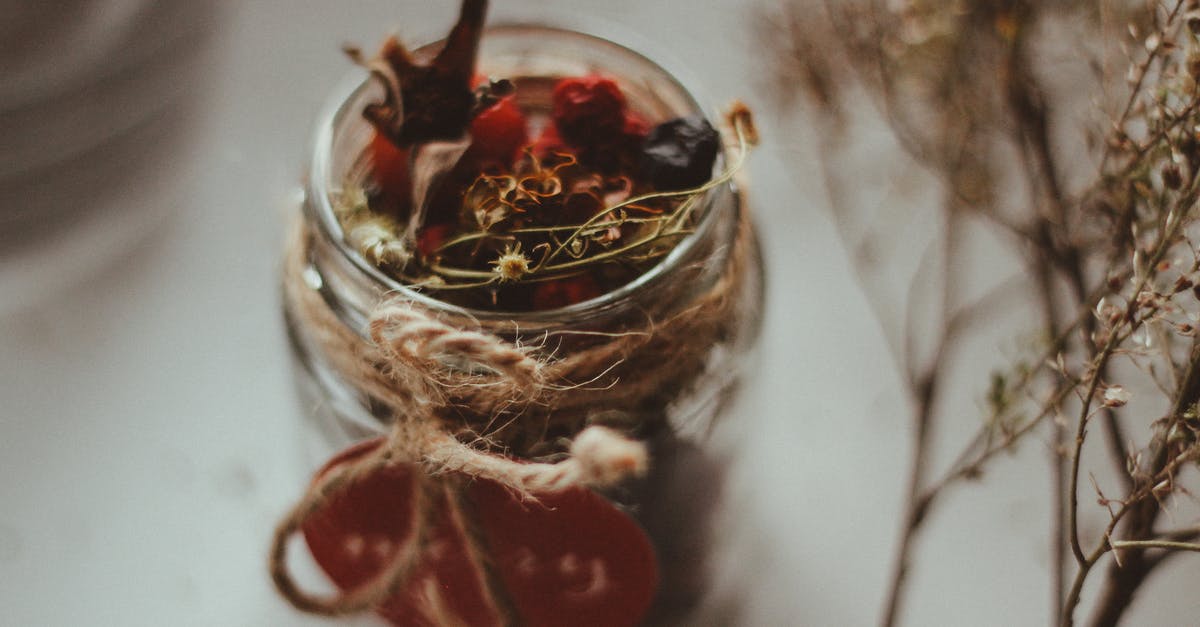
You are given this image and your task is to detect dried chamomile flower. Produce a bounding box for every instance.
[348,217,411,268]
[491,244,531,282]
[335,184,370,218]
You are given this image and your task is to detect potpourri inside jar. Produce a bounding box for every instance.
[330,27,737,313]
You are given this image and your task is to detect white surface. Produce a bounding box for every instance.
[2,2,1198,626]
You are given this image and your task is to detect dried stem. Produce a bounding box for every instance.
[765,1,1200,625]
[1110,539,1200,552]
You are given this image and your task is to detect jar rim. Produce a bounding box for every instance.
[306,22,732,324]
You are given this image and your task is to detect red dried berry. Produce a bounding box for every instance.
[622,110,650,140]
[466,95,529,168]
[552,76,628,147]
[302,437,659,627]
[369,132,412,204]
[530,123,567,160]
[532,275,602,310]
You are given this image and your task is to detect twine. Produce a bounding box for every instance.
[270,203,755,620]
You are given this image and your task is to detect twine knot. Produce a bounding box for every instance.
[570,425,650,487]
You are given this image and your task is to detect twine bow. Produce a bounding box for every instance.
[270,178,754,619]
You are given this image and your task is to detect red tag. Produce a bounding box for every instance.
[301,438,658,626]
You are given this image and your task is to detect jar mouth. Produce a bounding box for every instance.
[306,23,729,324]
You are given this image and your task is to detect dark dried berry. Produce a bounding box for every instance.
[638,116,719,190]
[575,111,650,174]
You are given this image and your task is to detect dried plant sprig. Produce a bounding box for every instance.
[764,1,1200,626]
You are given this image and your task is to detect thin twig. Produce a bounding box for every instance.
[1110,539,1200,552]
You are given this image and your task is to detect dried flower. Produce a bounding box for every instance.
[335,185,370,218]
[462,175,515,231]
[348,218,410,268]
[346,0,486,146]
[1103,385,1132,408]
[491,244,531,282]
[726,100,759,146]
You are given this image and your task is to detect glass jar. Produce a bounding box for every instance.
[283,23,764,626]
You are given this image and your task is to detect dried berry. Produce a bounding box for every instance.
[530,123,567,159]
[552,76,628,147]
[369,132,412,205]
[638,116,719,190]
[622,110,650,138]
[465,95,528,168]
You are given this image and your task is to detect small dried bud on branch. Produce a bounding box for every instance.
[1103,385,1132,408]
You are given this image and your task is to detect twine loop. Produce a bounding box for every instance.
[370,301,541,386]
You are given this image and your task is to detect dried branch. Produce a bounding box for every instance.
[762,1,1200,625]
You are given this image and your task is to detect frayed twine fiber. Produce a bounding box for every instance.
[270,203,753,617]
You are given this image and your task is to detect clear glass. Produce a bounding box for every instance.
[285,24,764,625]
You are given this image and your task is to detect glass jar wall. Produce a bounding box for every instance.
[283,24,764,625]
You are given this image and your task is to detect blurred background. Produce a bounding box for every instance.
[2,1,1198,625]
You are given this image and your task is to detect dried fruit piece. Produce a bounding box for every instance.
[621,110,650,139]
[552,76,628,147]
[369,132,412,208]
[530,123,567,159]
[465,95,528,169]
[638,116,719,190]
[302,438,659,627]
